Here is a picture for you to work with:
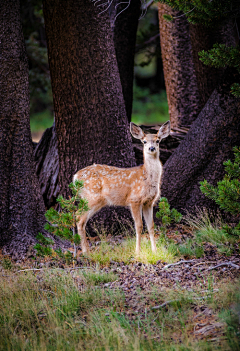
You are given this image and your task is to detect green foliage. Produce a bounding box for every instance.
[34,233,54,257]
[158,0,238,27]
[200,147,240,238]
[1,257,12,270]
[199,44,240,97]
[230,83,240,97]
[34,180,88,258]
[177,238,204,258]
[159,1,240,97]
[199,44,240,71]
[184,208,238,256]
[156,197,182,234]
[163,14,173,22]
[200,147,240,216]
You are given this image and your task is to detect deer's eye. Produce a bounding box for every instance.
[143,140,147,144]
[156,139,160,144]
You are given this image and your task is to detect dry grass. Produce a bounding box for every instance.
[0,257,239,351]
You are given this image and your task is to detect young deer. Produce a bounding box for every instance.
[73,121,170,254]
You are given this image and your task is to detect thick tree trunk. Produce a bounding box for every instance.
[113,0,141,122]
[158,4,202,128]
[158,4,224,128]
[161,69,240,213]
[43,0,136,234]
[0,0,46,259]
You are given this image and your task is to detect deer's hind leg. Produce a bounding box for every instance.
[143,204,156,252]
[77,198,105,253]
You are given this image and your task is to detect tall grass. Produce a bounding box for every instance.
[0,267,238,351]
[184,208,236,256]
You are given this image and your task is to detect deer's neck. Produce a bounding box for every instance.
[143,153,162,184]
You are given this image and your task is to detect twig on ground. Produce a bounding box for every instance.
[163,259,197,270]
[192,261,216,267]
[206,262,240,271]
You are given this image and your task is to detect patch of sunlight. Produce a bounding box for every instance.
[88,236,176,265]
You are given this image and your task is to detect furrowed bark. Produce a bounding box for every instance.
[43,0,136,235]
[161,69,240,213]
[0,0,46,259]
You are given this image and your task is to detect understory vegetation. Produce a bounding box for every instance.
[0,259,239,351]
[1,199,240,350]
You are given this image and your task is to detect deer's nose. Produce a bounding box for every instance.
[149,146,155,152]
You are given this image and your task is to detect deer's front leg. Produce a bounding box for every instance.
[143,204,156,253]
[130,203,143,255]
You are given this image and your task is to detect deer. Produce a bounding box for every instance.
[73,121,171,254]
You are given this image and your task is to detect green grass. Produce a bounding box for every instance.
[88,236,177,265]
[0,265,239,351]
[30,109,54,133]
[183,208,238,256]
[79,267,118,286]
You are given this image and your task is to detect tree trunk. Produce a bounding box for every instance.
[161,68,240,213]
[188,20,237,110]
[43,0,136,234]
[113,0,141,122]
[158,4,224,128]
[0,0,46,259]
[34,124,59,208]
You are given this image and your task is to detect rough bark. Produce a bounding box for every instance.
[113,0,141,122]
[189,20,237,110]
[0,0,46,259]
[34,124,59,208]
[158,4,225,128]
[161,69,240,213]
[43,0,136,234]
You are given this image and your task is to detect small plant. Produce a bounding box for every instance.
[156,197,182,235]
[1,257,12,270]
[177,238,204,259]
[200,147,240,238]
[34,180,88,258]
[34,232,54,257]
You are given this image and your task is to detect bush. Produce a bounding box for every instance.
[34,180,88,259]
[156,197,182,235]
[200,147,240,238]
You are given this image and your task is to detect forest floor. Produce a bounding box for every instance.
[0,224,240,350]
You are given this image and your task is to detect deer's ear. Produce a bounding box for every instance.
[157,121,170,139]
[130,122,145,140]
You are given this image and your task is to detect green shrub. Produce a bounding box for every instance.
[34,180,88,259]
[156,197,182,235]
[200,147,240,238]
